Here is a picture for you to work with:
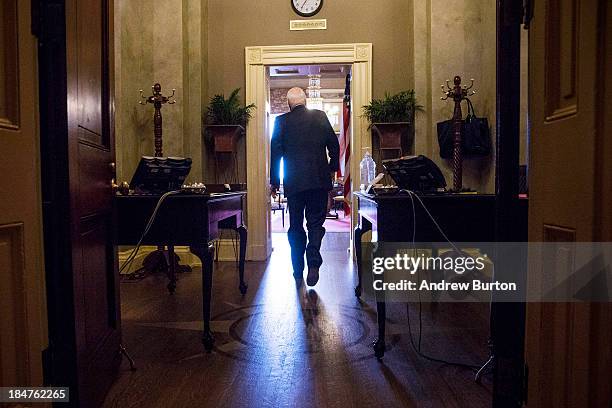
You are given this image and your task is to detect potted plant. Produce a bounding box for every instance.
[204,88,256,153]
[362,90,423,156]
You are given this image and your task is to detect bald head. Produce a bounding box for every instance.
[287,87,307,110]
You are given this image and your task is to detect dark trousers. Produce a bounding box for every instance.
[287,189,328,274]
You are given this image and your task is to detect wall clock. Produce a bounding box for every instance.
[291,0,324,17]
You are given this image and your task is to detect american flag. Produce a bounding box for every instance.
[339,74,351,216]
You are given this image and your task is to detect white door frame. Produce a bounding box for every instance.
[244,43,373,260]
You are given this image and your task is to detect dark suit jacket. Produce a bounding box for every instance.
[270,105,340,197]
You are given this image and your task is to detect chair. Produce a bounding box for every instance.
[271,191,286,227]
[333,195,345,216]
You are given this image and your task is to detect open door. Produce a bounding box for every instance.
[525,0,611,406]
[39,0,120,406]
[66,0,120,405]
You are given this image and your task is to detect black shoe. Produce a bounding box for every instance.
[306,266,319,287]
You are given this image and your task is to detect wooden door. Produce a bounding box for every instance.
[0,0,47,390]
[67,0,120,406]
[525,0,612,406]
[38,0,120,406]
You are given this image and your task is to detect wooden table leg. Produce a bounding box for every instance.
[354,217,371,298]
[373,239,386,360]
[190,243,215,352]
[236,225,248,294]
[374,299,386,360]
[354,216,384,359]
[354,226,364,298]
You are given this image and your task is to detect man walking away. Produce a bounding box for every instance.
[270,87,340,286]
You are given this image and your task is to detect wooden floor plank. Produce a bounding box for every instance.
[103,233,492,407]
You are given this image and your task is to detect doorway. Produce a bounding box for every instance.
[244,43,373,261]
[267,64,352,236]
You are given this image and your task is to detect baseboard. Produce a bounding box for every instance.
[118,240,242,274]
[118,246,154,275]
[248,243,271,261]
[211,239,244,262]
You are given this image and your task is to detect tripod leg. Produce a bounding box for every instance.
[475,354,494,383]
[119,344,136,371]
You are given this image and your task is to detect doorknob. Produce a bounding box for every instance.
[109,162,116,174]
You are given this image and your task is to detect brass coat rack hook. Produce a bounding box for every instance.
[138,89,148,105]
[166,89,177,104]
[463,78,477,96]
[463,78,475,90]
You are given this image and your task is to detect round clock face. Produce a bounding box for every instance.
[291,0,323,17]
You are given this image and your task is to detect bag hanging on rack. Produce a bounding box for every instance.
[436,98,491,159]
[436,119,455,159]
[463,98,491,156]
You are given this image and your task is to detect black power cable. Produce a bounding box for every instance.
[119,190,181,275]
[401,190,480,371]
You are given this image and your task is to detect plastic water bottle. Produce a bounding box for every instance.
[359,149,370,188]
[366,151,376,185]
[360,149,376,190]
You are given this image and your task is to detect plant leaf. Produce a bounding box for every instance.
[204,88,256,126]
[362,89,423,124]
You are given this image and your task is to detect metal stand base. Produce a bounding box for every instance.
[135,248,191,293]
[119,344,136,371]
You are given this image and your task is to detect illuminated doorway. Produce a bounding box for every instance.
[267,64,352,234]
[244,43,372,260]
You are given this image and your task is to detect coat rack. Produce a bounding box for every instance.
[139,83,176,157]
[134,83,188,289]
[441,76,476,191]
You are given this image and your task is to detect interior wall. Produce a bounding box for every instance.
[269,87,300,114]
[204,0,414,183]
[115,0,499,192]
[207,0,413,99]
[413,0,497,193]
[114,1,152,182]
[115,0,206,183]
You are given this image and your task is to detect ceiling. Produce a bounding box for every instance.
[268,64,351,90]
[269,64,350,78]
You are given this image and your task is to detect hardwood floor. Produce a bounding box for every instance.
[103,233,492,408]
